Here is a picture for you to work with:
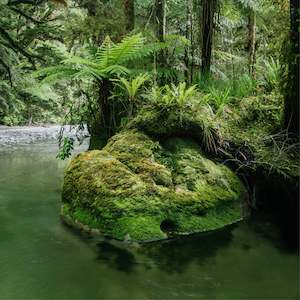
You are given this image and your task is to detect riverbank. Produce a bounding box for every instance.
[0,125,88,145]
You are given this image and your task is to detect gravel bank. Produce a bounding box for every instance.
[0,125,87,145]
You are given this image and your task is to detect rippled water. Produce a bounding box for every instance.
[0,141,298,299]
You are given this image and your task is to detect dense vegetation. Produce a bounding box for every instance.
[0,0,299,176]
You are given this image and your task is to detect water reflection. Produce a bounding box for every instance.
[0,141,298,300]
[94,225,242,274]
[141,227,234,273]
[96,242,137,272]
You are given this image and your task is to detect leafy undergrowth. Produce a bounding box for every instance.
[131,89,299,178]
[218,92,299,178]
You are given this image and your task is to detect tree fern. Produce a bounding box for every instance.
[116,73,150,102]
[115,73,150,117]
[35,34,162,84]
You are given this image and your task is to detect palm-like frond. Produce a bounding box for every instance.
[116,73,149,101]
[148,82,198,108]
[259,57,281,91]
[175,83,197,107]
[97,34,145,68]
[35,34,161,85]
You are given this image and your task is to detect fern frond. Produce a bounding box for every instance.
[62,56,99,69]
[35,34,158,87]
[102,65,130,76]
[115,73,149,101]
[95,36,115,67]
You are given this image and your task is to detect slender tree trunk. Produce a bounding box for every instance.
[190,1,195,83]
[83,0,97,16]
[28,106,32,126]
[155,0,166,42]
[248,9,256,79]
[123,0,135,32]
[284,0,299,136]
[184,0,193,84]
[201,0,217,77]
[155,0,167,84]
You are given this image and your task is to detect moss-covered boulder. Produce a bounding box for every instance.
[127,105,221,154]
[62,130,246,242]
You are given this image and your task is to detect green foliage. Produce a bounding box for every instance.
[129,97,220,154]
[259,57,281,92]
[231,74,257,99]
[114,73,150,118]
[0,76,62,125]
[33,34,167,146]
[170,82,198,107]
[0,81,19,123]
[0,0,296,182]
[197,74,257,114]
[34,34,162,84]
[0,0,290,129]
[115,73,150,102]
[0,0,67,125]
[56,137,75,160]
[203,86,232,113]
[147,82,198,108]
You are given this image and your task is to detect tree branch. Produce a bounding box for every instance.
[7,0,45,6]
[0,58,13,87]
[9,7,44,24]
[0,27,45,65]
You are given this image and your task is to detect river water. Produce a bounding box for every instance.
[0,138,298,299]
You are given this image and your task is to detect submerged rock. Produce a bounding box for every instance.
[61,129,246,242]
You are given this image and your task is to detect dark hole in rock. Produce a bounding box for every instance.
[160,219,177,233]
[197,210,207,216]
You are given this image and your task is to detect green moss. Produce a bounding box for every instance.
[127,105,220,154]
[62,149,147,205]
[62,130,246,242]
[133,92,299,178]
[174,203,242,233]
[110,216,167,242]
[104,130,173,186]
[62,203,102,229]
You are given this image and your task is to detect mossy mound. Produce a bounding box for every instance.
[128,105,220,153]
[62,130,246,242]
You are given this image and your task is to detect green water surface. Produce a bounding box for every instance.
[0,142,298,299]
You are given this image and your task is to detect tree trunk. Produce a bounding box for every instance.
[123,0,135,32]
[248,9,256,79]
[190,0,195,83]
[155,0,167,84]
[284,0,299,136]
[201,0,217,77]
[83,0,97,16]
[88,78,112,149]
[184,0,193,84]
[28,106,32,126]
[155,0,166,42]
